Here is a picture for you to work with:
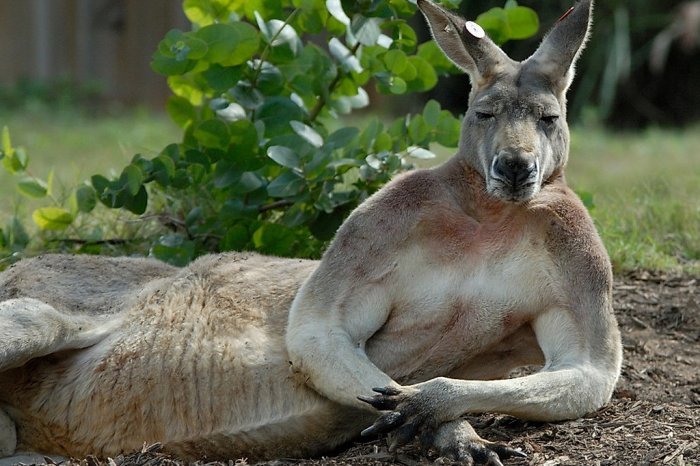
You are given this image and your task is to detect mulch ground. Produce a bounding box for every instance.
[28,271,700,466]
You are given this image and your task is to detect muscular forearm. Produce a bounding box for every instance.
[287,324,397,410]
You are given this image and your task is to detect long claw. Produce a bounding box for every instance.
[357,394,397,411]
[490,444,527,459]
[372,386,402,396]
[361,411,405,436]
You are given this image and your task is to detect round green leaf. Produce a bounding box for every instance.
[325,127,359,150]
[405,56,438,92]
[32,207,74,231]
[423,99,441,128]
[17,177,47,199]
[72,185,97,213]
[352,16,381,46]
[267,171,305,197]
[267,146,301,169]
[383,49,408,74]
[196,23,260,66]
[194,119,231,149]
[290,121,323,148]
[476,8,509,45]
[120,164,144,196]
[252,223,297,256]
[506,6,539,40]
[151,234,195,266]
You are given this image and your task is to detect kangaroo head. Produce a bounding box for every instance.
[418,0,592,202]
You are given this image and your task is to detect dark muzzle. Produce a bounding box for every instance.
[491,151,538,189]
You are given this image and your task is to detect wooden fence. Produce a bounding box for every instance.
[0,0,188,107]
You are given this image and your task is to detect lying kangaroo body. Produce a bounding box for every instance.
[0,0,621,464]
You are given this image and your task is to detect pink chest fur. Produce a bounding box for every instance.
[417,203,528,264]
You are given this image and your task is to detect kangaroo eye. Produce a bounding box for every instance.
[475,112,494,121]
[540,115,559,125]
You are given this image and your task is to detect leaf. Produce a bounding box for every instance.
[435,110,461,147]
[17,177,47,199]
[202,64,244,92]
[352,16,381,46]
[230,81,264,109]
[151,53,196,76]
[256,97,305,136]
[2,146,28,174]
[120,164,144,196]
[290,121,323,148]
[328,38,363,73]
[32,207,74,231]
[194,119,230,149]
[152,154,176,186]
[423,99,441,128]
[325,127,359,150]
[72,185,97,213]
[405,56,438,92]
[408,115,429,143]
[505,6,539,40]
[150,234,195,267]
[220,224,250,251]
[267,171,305,197]
[231,172,265,194]
[124,185,148,215]
[183,0,229,26]
[326,0,350,26]
[383,49,408,74]
[252,223,297,256]
[476,8,509,45]
[407,146,436,160]
[267,146,301,169]
[196,23,260,66]
[417,40,458,75]
[167,95,197,127]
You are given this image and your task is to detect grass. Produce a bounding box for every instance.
[1,106,698,273]
[0,107,180,216]
[567,125,700,274]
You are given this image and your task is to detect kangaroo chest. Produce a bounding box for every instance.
[366,222,554,384]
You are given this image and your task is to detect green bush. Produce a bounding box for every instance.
[0,0,538,266]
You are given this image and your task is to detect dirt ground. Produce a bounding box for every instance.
[30,271,699,466]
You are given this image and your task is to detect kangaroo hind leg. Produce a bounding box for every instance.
[0,297,120,372]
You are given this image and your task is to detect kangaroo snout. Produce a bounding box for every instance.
[489,151,539,201]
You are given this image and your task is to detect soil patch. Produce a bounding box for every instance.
[27,271,700,466]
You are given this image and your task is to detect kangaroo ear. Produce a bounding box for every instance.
[417,0,512,83]
[526,0,594,91]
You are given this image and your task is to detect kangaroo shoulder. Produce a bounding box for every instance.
[533,183,611,288]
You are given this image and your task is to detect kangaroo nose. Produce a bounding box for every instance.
[491,152,537,186]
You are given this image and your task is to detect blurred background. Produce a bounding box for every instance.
[2,0,699,125]
[0,0,698,272]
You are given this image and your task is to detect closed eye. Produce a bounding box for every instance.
[540,115,559,125]
[475,111,494,121]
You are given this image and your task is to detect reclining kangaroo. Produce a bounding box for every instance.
[0,0,621,464]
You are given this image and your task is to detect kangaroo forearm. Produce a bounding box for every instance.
[287,328,396,410]
[443,365,615,421]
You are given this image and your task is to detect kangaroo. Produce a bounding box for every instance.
[0,0,621,464]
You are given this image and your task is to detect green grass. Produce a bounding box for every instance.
[0,107,180,217]
[567,125,700,274]
[1,107,698,273]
